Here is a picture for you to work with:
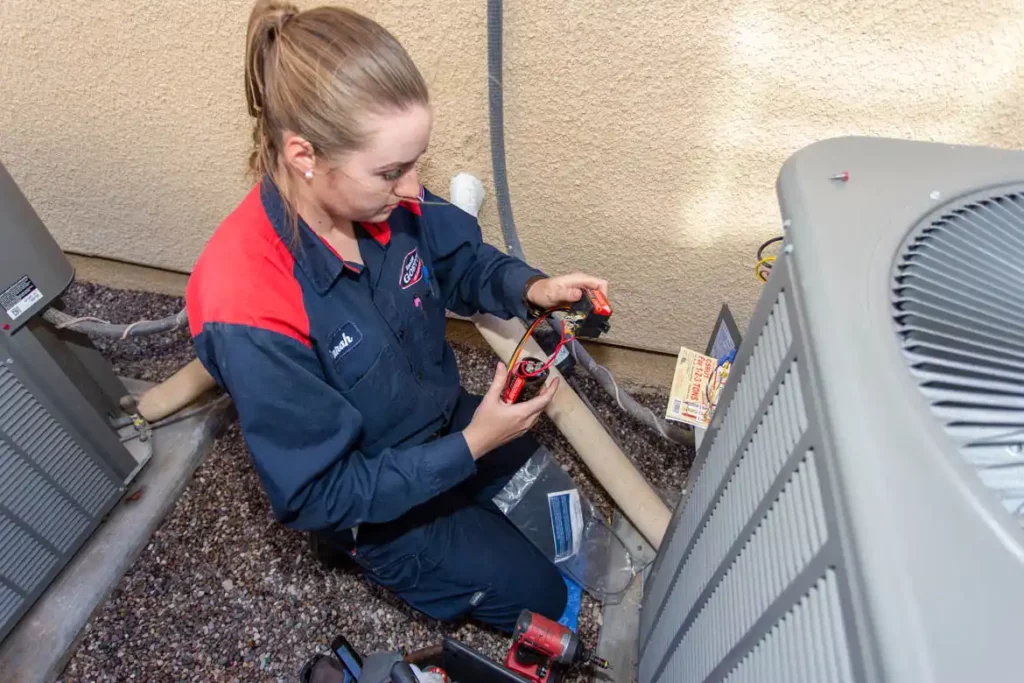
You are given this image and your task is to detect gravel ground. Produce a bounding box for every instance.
[57,282,693,682]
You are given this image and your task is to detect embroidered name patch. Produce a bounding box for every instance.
[400,248,423,289]
[328,322,362,361]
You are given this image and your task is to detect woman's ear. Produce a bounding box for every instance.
[281,132,316,179]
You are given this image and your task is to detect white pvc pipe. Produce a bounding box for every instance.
[473,313,671,549]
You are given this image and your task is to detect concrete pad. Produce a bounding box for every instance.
[0,380,232,683]
[593,512,657,683]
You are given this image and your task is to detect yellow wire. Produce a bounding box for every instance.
[755,255,775,283]
[507,309,567,374]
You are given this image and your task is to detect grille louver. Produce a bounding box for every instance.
[893,189,1024,517]
[0,366,116,515]
[722,571,854,683]
[641,294,793,644]
[639,269,859,683]
[0,363,127,642]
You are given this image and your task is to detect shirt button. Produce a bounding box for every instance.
[416,372,423,381]
[398,329,405,340]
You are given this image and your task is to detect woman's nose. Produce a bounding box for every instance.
[396,168,420,200]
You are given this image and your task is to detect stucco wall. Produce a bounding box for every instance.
[2,0,1023,353]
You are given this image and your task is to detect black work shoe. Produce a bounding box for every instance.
[309,532,357,571]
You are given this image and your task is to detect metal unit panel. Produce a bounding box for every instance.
[0,158,138,643]
[0,162,74,334]
[639,259,864,683]
[0,334,131,643]
[721,571,854,683]
[641,291,793,643]
[0,366,117,516]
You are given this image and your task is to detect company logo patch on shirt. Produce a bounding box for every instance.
[328,322,362,361]
[400,248,423,289]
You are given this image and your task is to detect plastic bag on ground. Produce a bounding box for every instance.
[492,446,638,600]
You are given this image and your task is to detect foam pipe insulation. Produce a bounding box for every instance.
[134,358,217,422]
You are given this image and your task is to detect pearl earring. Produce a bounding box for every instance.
[304,169,313,180]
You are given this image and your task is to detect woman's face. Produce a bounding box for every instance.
[313,104,433,224]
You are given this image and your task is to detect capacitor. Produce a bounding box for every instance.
[502,356,549,404]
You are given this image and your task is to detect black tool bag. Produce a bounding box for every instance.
[299,652,419,683]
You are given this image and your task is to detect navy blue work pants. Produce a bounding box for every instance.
[346,390,567,633]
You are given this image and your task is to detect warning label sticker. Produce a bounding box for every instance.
[665,346,717,428]
[1,276,43,321]
[554,345,570,367]
[548,489,583,563]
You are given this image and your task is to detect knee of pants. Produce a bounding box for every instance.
[523,561,569,622]
[476,559,569,633]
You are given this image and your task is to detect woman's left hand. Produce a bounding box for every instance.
[526,272,609,310]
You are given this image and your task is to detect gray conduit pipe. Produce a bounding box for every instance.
[485,0,691,447]
[486,0,525,261]
[43,306,187,338]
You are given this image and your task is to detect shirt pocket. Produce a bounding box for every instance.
[339,345,428,440]
[321,321,421,436]
[322,320,380,391]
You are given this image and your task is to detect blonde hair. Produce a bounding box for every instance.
[244,0,429,185]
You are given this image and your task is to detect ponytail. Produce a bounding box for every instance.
[244,0,299,179]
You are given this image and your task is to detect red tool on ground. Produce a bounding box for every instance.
[504,609,610,683]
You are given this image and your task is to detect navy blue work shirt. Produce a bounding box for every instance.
[186,179,544,534]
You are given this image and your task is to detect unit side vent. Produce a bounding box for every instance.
[0,513,57,593]
[0,582,20,630]
[722,570,855,683]
[644,450,828,682]
[641,292,793,640]
[0,441,91,552]
[0,366,117,516]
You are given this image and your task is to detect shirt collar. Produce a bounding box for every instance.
[259,177,364,295]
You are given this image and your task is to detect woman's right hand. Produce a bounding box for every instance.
[463,362,559,460]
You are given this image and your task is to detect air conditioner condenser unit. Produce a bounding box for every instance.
[0,161,146,643]
[638,137,1024,683]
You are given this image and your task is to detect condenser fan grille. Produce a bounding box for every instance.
[893,187,1024,518]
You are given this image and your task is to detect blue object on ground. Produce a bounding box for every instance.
[558,573,583,632]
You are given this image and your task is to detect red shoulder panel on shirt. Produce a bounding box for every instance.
[186,186,312,347]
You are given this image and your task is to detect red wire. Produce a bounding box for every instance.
[518,320,574,378]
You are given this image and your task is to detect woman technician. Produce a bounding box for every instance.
[186,0,608,633]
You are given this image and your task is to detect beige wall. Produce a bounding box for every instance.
[3,0,1023,354]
